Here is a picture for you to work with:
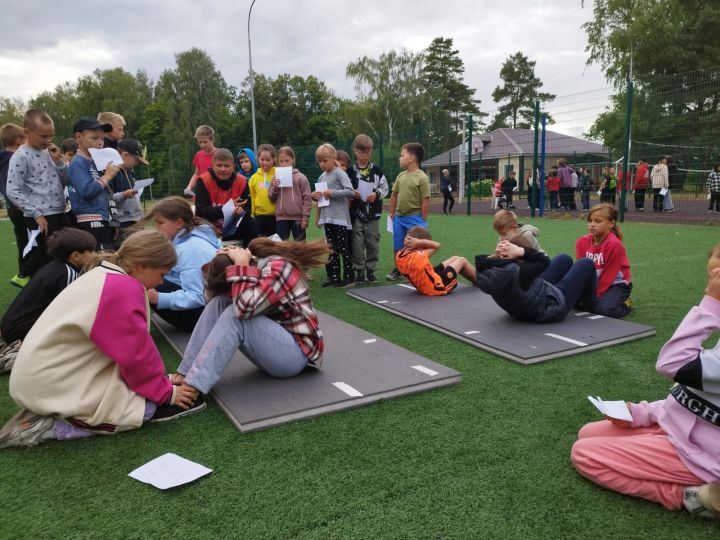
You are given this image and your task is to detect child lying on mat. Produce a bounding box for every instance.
[395,226,476,296]
[571,244,720,519]
[474,235,597,323]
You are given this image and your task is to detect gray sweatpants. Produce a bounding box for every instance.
[351,217,381,272]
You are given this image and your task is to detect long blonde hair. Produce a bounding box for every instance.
[248,238,329,270]
[87,229,176,271]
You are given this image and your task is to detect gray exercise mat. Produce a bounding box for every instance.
[152,312,461,432]
[347,284,656,365]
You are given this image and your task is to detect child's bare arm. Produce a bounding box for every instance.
[186,167,200,190]
[406,237,440,251]
[421,197,430,221]
[389,192,398,219]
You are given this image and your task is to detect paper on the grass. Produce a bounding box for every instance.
[23,229,41,258]
[386,215,394,234]
[128,453,212,490]
[221,199,235,227]
[660,187,668,196]
[315,181,330,207]
[357,180,374,202]
[587,396,633,422]
[276,167,293,188]
[89,147,123,171]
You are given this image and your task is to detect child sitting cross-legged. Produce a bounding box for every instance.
[396,226,475,296]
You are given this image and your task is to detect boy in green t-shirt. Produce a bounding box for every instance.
[386,142,430,281]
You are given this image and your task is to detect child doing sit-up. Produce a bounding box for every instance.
[396,226,475,296]
[493,209,545,254]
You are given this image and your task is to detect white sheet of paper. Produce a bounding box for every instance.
[386,215,394,234]
[23,229,41,258]
[276,167,293,188]
[357,180,374,202]
[596,189,603,196]
[660,187,668,196]
[88,147,123,171]
[587,396,633,422]
[222,199,235,227]
[132,178,154,192]
[128,453,212,490]
[315,181,330,207]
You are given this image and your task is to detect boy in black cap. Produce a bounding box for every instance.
[110,138,148,230]
[68,116,119,250]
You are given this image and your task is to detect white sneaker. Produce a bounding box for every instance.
[684,485,720,518]
[0,409,55,449]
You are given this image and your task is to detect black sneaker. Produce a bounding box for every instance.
[354,270,366,284]
[386,268,401,281]
[150,394,206,423]
[321,279,339,288]
[338,277,355,288]
[366,271,378,283]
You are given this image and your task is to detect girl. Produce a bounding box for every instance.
[571,245,720,519]
[575,204,632,318]
[268,146,312,241]
[0,229,203,449]
[632,159,649,211]
[311,143,355,287]
[546,171,560,210]
[248,143,277,237]
[651,156,668,212]
[599,166,617,205]
[145,196,222,332]
[475,235,597,323]
[170,238,330,396]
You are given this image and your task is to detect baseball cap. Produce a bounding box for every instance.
[117,138,149,165]
[73,116,113,133]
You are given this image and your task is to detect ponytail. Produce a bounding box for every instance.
[588,203,623,241]
[248,238,330,270]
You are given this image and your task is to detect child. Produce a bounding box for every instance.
[68,116,120,251]
[60,138,77,164]
[110,138,148,231]
[269,146,311,241]
[0,227,95,372]
[501,171,517,209]
[651,156,668,212]
[577,167,593,210]
[575,204,632,318]
[440,168,455,215]
[706,164,720,213]
[493,209,545,254]
[475,235,597,323]
[248,144,278,237]
[396,226,475,296]
[557,159,575,210]
[571,246,720,518]
[546,171,560,210]
[0,229,204,449]
[0,122,28,285]
[387,143,430,281]
[336,150,354,253]
[347,134,389,284]
[97,112,125,150]
[599,166,617,205]
[184,125,217,197]
[194,148,258,246]
[6,110,71,284]
[311,143,355,287]
[236,147,258,178]
[632,159,649,211]
[145,197,221,332]
[170,238,330,397]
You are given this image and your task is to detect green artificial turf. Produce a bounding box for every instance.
[0,213,718,539]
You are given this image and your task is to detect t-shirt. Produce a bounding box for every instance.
[395,249,455,296]
[392,169,430,216]
[576,233,631,297]
[192,150,216,174]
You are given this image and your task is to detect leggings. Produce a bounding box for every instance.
[324,223,352,281]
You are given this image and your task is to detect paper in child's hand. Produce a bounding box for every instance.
[587,396,632,422]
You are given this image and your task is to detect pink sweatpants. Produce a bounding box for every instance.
[571,420,703,510]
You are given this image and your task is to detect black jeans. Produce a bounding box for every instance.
[652,188,665,211]
[442,190,455,213]
[710,192,720,212]
[7,206,27,275]
[223,214,259,247]
[254,215,277,237]
[21,213,70,277]
[634,189,646,210]
[150,279,205,332]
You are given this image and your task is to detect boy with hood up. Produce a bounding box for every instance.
[237,147,258,178]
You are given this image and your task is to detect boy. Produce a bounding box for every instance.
[68,116,119,251]
[184,125,217,197]
[386,143,430,281]
[237,147,258,178]
[493,209,545,254]
[110,138,148,230]
[500,171,517,209]
[97,112,125,149]
[60,138,77,163]
[0,123,28,285]
[6,110,70,285]
[396,226,475,296]
[347,134,388,283]
[0,227,96,372]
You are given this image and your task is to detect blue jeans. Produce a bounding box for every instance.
[178,296,308,394]
[580,190,590,210]
[540,254,597,312]
[549,192,559,209]
[393,214,427,252]
[595,282,633,319]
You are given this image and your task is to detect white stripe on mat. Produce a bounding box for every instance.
[588,315,605,320]
[398,284,416,290]
[464,330,481,335]
[411,365,439,376]
[574,311,590,316]
[332,382,363,397]
[544,333,588,347]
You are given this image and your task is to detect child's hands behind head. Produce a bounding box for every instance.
[497,240,524,259]
[403,235,419,251]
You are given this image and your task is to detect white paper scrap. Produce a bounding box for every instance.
[386,215,394,234]
[89,147,123,172]
[128,453,212,490]
[132,178,154,193]
[276,167,293,188]
[357,180,374,202]
[23,229,41,258]
[315,181,329,207]
[660,187,668,196]
[221,199,235,228]
[587,396,633,422]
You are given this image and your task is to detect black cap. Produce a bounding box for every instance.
[117,138,148,164]
[73,116,113,133]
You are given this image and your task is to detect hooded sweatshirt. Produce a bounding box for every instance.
[249,166,276,217]
[237,147,258,177]
[496,223,545,254]
[157,223,222,311]
[268,168,312,221]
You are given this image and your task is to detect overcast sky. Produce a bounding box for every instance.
[0,0,611,125]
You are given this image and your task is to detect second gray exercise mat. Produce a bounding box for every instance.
[152,312,461,432]
[347,284,656,365]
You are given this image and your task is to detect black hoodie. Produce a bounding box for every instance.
[0,150,15,206]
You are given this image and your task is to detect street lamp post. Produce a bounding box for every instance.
[247,0,259,153]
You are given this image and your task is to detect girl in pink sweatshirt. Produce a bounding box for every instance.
[268,146,311,241]
[571,244,720,519]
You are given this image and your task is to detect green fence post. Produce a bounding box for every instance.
[531,101,540,218]
[378,132,384,172]
[619,80,633,223]
[466,113,473,215]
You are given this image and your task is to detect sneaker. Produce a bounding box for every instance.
[321,279,339,288]
[0,339,22,373]
[183,188,195,198]
[9,275,30,288]
[354,270,366,284]
[150,394,206,423]
[0,409,55,449]
[386,268,401,281]
[684,485,720,519]
[338,277,355,288]
[366,271,378,283]
[623,297,634,310]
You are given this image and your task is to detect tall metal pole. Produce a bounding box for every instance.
[247,0,259,153]
[539,114,547,217]
[531,101,539,218]
[466,114,473,215]
[620,79,634,223]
